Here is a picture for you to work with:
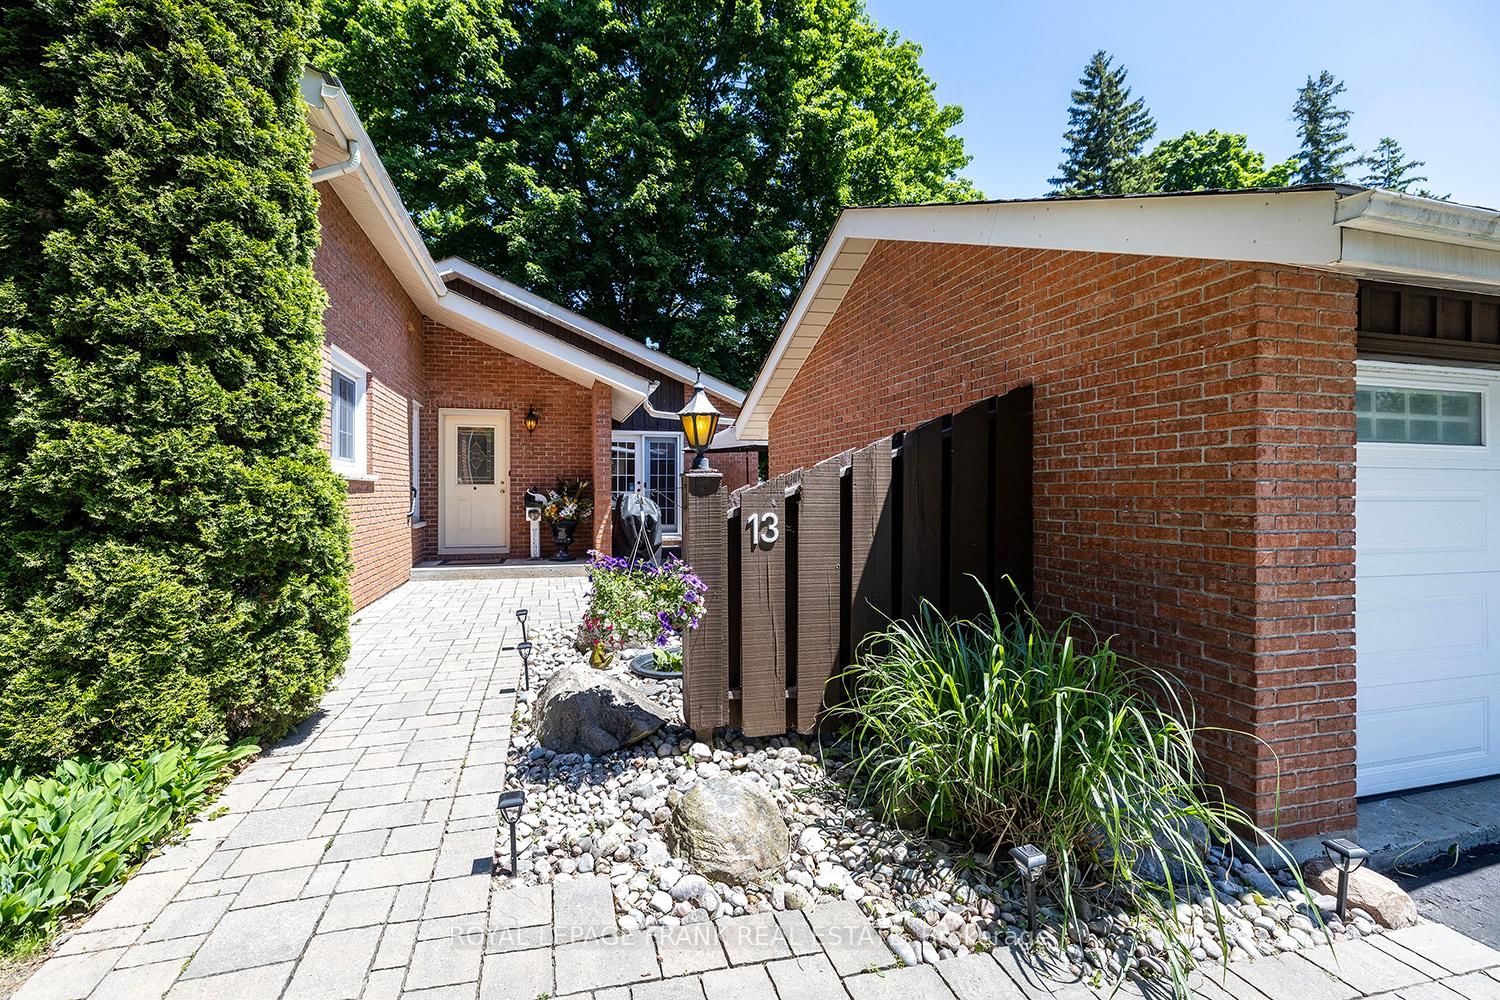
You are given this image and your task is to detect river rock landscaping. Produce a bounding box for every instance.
[500,624,1389,987]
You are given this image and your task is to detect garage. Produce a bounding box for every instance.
[1356,359,1500,795]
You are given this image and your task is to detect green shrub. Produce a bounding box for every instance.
[0,742,255,951]
[0,0,351,768]
[835,586,1298,992]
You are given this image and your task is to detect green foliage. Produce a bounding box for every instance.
[835,586,1299,996]
[1291,70,1354,183]
[1131,130,1296,193]
[651,647,683,673]
[1050,50,1156,196]
[1357,137,1430,193]
[583,553,706,647]
[0,0,352,769]
[0,742,255,950]
[314,0,978,386]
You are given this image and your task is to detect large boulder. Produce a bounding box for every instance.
[1302,857,1418,928]
[670,777,790,884]
[533,666,670,756]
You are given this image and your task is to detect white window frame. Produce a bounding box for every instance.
[409,401,424,525]
[1356,360,1500,471]
[610,430,685,537]
[328,345,370,479]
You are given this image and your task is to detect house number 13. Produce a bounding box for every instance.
[747,512,780,548]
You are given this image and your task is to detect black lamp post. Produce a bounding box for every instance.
[679,372,722,471]
[498,788,526,876]
[1321,837,1369,921]
[517,640,533,691]
[1009,843,1049,935]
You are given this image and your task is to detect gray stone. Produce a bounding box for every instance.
[716,911,792,965]
[552,932,661,994]
[90,960,183,1000]
[165,963,295,1000]
[669,777,790,884]
[765,955,848,1000]
[11,948,125,1000]
[533,665,670,755]
[700,964,776,1000]
[1383,921,1500,975]
[805,899,896,977]
[653,922,729,977]
[935,952,1028,1000]
[846,964,958,1000]
[283,926,381,1000]
[1303,857,1418,929]
[182,897,323,978]
[479,948,552,1000]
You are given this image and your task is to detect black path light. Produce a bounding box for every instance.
[1321,837,1369,921]
[515,607,529,644]
[1009,844,1049,935]
[678,372,722,471]
[516,640,533,691]
[498,788,526,876]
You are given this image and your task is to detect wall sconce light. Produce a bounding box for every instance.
[498,788,526,875]
[524,407,539,433]
[1321,837,1369,921]
[1009,843,1049,934]
[517,640,533,690]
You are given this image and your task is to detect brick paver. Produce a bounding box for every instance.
[16,575,1500,1000]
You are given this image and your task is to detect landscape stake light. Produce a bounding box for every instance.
[517,640,533,690]
[678,372,722,471]
[498,789,526,876]
[515,607,529,643]
[1321,837,1369,921]
[1008,844,1049,934]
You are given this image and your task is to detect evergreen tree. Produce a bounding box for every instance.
[1357,137,1429,192]
[0,0,352,768]
[1290,70,1355,183]
[1049,50,1156,196]
[316,0,978,387]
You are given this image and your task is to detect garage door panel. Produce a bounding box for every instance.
[1356,362,1500,798]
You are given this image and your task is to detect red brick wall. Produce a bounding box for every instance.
[314,189,426,610]
[418,321,607,558]
[769,241,1358,839]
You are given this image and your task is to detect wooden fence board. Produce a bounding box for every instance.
[949,397,994,619]
[795,457,843,731]
[682,471,730,732]
[994,385,1034,614]
[900,417,945,618]
[849,439,894,658]
[738,478,788,737]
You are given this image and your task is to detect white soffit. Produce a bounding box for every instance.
[738,188,1500,439]
[301,70,651,421]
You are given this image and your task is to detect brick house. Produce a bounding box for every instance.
[302,70,748,610]
[732,189,1500,843]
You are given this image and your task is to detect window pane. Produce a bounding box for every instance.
[612,441,637,498]
[332,372,356,462]
[1357,385,1482,446]
[457,427,495,484]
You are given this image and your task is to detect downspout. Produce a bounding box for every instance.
[310,139,361,184]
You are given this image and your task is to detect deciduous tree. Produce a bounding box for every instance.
[1131,130,1296,193]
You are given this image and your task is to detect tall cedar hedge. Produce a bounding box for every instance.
[0,0,352,770]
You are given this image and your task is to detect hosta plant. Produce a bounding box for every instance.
[0,742,254,952]
[834,584,1302,996]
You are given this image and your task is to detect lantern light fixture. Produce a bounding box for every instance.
[516,640,533,690]
[524,407,539,433]
[515,607,529,643]
[678,372,722,471]
[1321,837,1369,921]
[498,788,526,875]
[1008,843,1049,934]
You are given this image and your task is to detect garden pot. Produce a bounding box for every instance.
[550,519,578,561]
[629,649,683,681]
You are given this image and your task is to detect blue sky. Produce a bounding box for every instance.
[864,0,1500,208]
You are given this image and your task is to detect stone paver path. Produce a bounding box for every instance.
[15,575,1500,1000]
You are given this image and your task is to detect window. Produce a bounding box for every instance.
[1356,385,1483,446]
[328,347,369,477]
[611,432,683,533]
[409,402,422,522]
[456,426,496,485]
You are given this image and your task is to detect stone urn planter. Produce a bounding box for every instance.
[629,648,683,681]
[550,519,578,561]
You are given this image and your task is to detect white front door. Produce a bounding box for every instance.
[439,409,509,553]
[611,432,683,535]
[1356,361,1500,795]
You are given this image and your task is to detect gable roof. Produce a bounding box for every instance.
[736,187,1500,440]
[301,70,740,420]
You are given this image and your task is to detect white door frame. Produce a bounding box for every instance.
[438,407,510,554]
[611,430,685,536]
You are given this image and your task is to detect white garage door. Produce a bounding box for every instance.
[1357,360,1500,796]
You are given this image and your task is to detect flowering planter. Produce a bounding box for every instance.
[629,650,683,681]
[550,519,578,561]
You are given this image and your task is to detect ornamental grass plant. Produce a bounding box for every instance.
[834,584,1301,994]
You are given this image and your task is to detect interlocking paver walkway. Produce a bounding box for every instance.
[15,575,1500,1000]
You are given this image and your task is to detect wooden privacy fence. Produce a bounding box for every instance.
[680,386,1034,738]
